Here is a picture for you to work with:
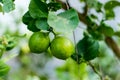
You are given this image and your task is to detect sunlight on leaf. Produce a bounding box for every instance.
[48,9,79,33]
[35,18,49,30]
[104,1,120,19]
[2,0,15,12]
[0,4,2,12]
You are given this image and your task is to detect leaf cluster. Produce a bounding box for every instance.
[0,35,17,58]
[0,0,15,13]
[22,0,79,34]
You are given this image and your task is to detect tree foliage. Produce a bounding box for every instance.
[1,0,120,80]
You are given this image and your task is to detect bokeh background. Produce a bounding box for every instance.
[1,0,120,80]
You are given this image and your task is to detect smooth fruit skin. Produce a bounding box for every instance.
[50,36,75,60]
[29,32,50,53]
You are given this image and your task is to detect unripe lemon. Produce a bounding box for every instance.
[29,32,50,53]
[50,36,75,60]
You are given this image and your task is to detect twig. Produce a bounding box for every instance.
[65,0,79,64]
[82,2,88,17]
[88,62,103,80]
[105,37,120,58]
[65,0,70,9]
[56,0,67,10]
[56,0,87,25]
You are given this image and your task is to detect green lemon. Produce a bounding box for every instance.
[50,36,75,60]
[29,32,50,53]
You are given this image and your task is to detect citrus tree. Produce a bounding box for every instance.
[1,0,120,80]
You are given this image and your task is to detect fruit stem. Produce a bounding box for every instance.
[51,30,57,37]
[48,27,57,37]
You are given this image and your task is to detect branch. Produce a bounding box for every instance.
[56,0,67,10]
[56,0,120,59]
[82,2,88,17]
[65,0,80,64]
[88,62,103,80]
[105,37,120,58]
[56,0,88,24]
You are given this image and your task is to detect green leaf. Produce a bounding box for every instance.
[40,0,47,3]
[104,1,120,10]
[6,40,16,51]
[114,31,120,37]
[105,10,115,19]
[77,36,99,61]
[86,0,98,8]
[95,2,102,12]
[97,23,114,37]
[0,0,2,3]
[35,18,49,30]
[22,11,33,25]
[0,45,5,50]
[27,20,40,32]
[71,53,82,64]
[90,14,98,19]
[34,0,48,13]
[47,2,62,11]
[29,0,48,18]
[89,31,105,40]
[0,60,10,76]
[79,0,85,2]
[86,16,95,28]
[2,0,15,12]
[0,4,2,12]
[3,35,17,51]
[104,1,120,19]
[86,0,102,12]
[48,9,79,33]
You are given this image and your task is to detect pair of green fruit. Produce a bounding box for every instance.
[29,32,75,60]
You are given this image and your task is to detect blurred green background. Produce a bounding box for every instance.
[0,0,120,80]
